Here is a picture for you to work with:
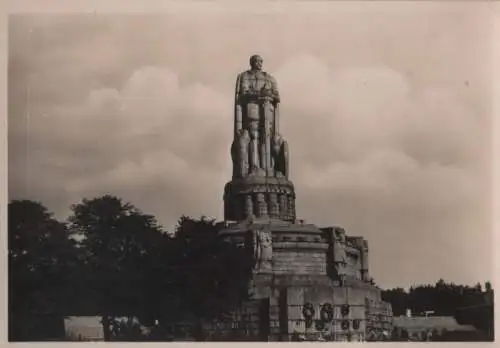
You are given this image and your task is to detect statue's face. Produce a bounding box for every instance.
[250,55,263,70]
[336,229,346,243]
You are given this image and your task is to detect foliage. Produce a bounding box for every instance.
[168,216,253,322]
[108,317,147,341]
[8,200,76,341]
[66,197,252,340]
[381,278,492,317]
[67,195,166,340]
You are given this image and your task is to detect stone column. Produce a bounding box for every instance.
[279,193,288,220]
[288,195,295,220]
[244,194,254,218]
[360,240,370,282]
[256,193,268,217]
[269,193,279,218]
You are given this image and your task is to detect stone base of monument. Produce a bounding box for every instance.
[223,177,296,222]
[203,218,393,342]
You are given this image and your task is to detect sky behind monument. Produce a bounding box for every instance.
[8,2,493,289]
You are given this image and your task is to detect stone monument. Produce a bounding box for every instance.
[224,54,294,222]
[209,55,392,341]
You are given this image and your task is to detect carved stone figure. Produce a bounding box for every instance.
[333,228,348,281]
[234,55,282,177]
[224,56,298,222]
[351,237,369,282]
[252,228,273,271]
[271,134,289,179]
[244,194,254,217]
[361,240,370,282]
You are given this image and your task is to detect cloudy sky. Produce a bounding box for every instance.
[8,2,494,289]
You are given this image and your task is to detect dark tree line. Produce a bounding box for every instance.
[381,279,493,317]
[382,279,494,340]
[8,195,253,341]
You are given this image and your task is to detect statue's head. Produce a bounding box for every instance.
[273,133,283,145]
[272,135,282,154]
[335,227,346,243]
[249,54,263,71]
[352,237,365,249]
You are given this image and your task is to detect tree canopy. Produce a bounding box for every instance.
[9,200,76,340]
[381,279,492,317]
[9,195,253,341]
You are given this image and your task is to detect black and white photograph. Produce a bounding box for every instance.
[6,0,497,342]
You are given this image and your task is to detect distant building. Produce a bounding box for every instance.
[64,316,104,341]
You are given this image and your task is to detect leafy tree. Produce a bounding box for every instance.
[67,196,253,341]
[109,317,146,341]
[106,215,254,340]
[68,195,166,341]
[8,200,76,341]
[166,216,254,335]
[381,287,408,316]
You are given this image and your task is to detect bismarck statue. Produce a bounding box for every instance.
[216,56,393,341]
[231,55,289,179]
[225,55,295,222]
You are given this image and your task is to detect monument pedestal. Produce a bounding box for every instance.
[210,219,393,341]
